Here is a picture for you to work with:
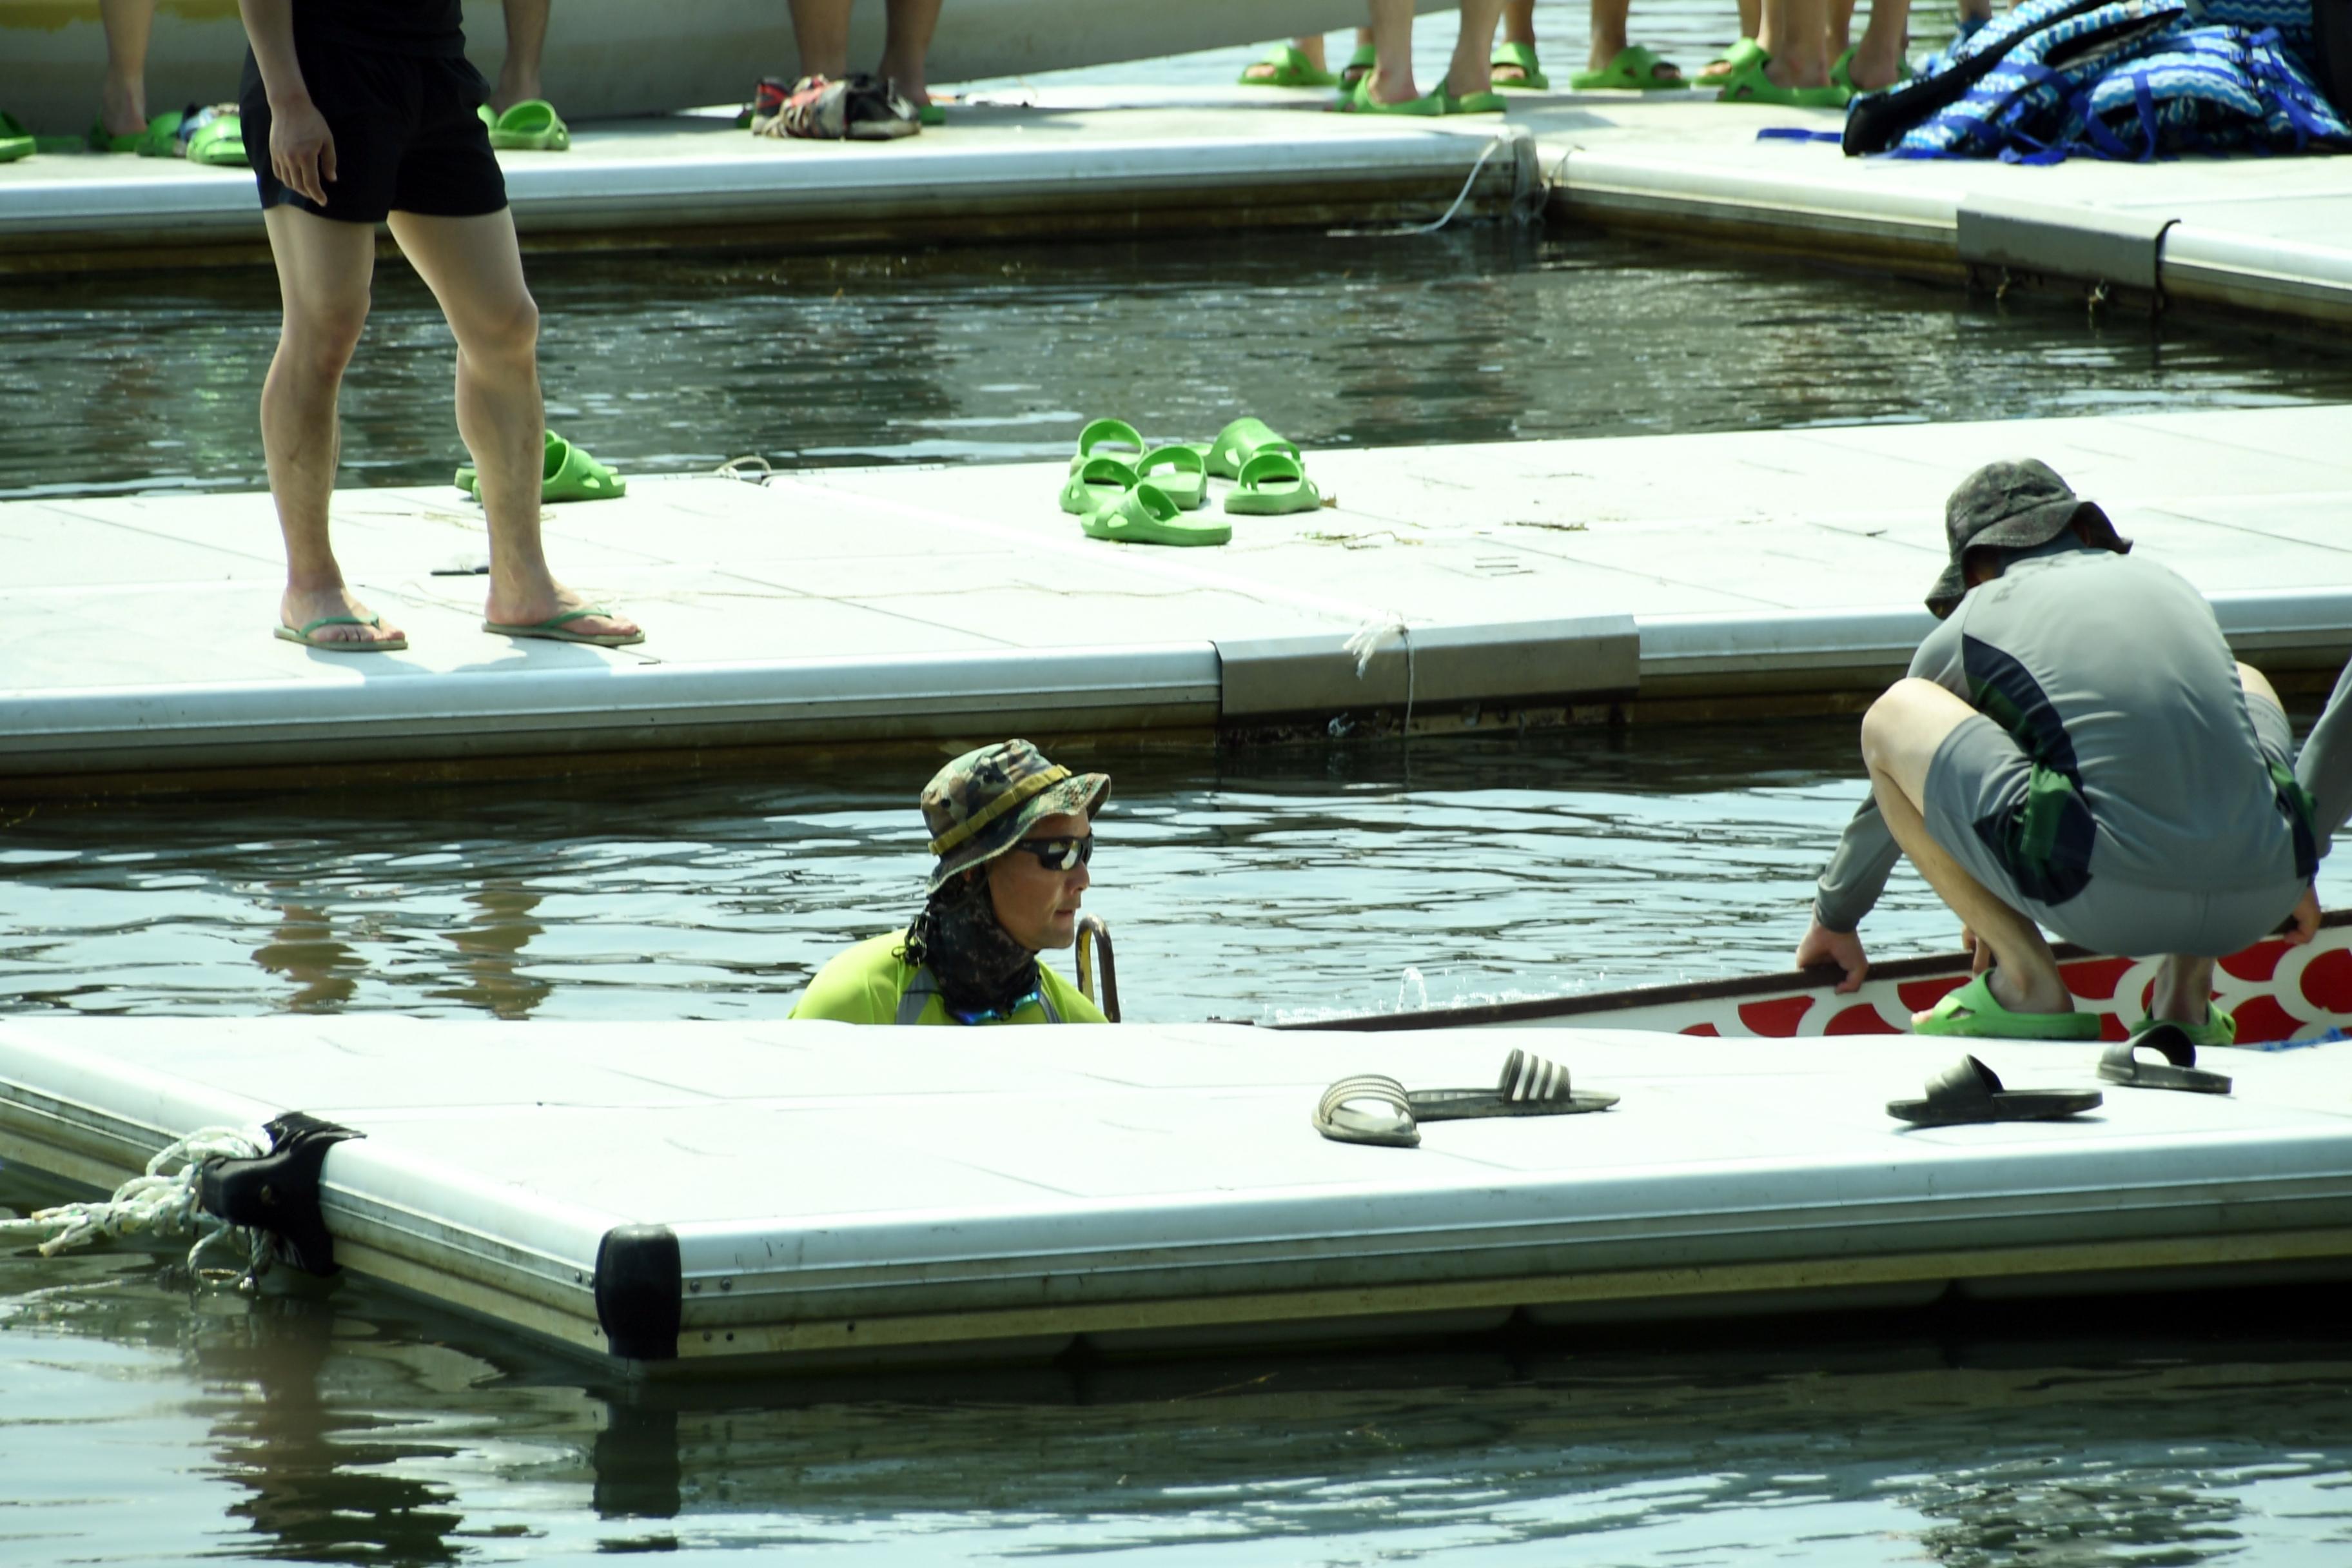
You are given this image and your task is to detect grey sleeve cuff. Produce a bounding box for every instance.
[1814,793,1902,934]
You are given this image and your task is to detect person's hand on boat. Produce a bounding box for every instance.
[269,92,337,206]
[1796,916,1868,994]
[2282,883,2322,946]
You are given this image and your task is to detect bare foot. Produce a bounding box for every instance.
[99,77,146,139]
[879,54,931,109]
[493,73,544,117]
[280,585,406,647]
[484,582,640,642]
[1362,64,1420,106]
[1244,35,1328,82]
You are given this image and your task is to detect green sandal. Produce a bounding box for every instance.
[1081,484,1231,547]
[1224,450,1322,515]
[1490,41,1550,92]
[1570,44,1690,92]
[1337,41,1378,96]
[1068,417,1148,473]
[1060,456,1137,516]
[1436,87,1509,115]
[1714,52,1850,108]
[88,115,146,153]
[1339,76,1440,115]
[486,99,571,152]
[0,112,34,164]
[481,606,643,646]
[1829,46,1914,95]
[1694,37,1765,90]
[1912,973,2100,1041]
[457,431,627,502]
[132,109,187,157]
[1204,416,1300,479]
[2124,1003,2236,1050]
[275,614,409,652]
[186,109,246,168]
[1240,43,1339,88]
[1135,446,1208,511]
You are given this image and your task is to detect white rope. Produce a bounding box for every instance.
[1343,611,1416,732]
[0,1126,270,1285]
[1328,131,1511,239]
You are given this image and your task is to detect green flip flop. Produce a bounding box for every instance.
[0,112,34,164]
[1240,43,1339,88]
[482,606,643,646]
[1135,446,1208,511]
[1912,972,2101,1041]
[1828,46,1915,95]
[1694,37,1765,91]
[1060,456,1137,516]
[275,614,408,652]
[2124,1003,2237,1050]
[1569,44,1690,92]
[132,109,186,157]
[1224,450,1322,515]
[1081,484,1231,547]
[919,102,945,127]
[186,109,246,168]
[88,115,145,153]
[1489,41,1550,91]
[1340,76,1442,115]
[487,99,571,152]
[1068,416,1148,473]
[1714,52,1851,108]
[1204,416,1300,479]
[1437,87,1509,115]
[1338,41,1378,96]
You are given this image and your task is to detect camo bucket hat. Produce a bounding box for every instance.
[1926,458,2132,619]
[921,740,1110,894]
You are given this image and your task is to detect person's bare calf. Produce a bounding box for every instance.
[98,0,156,138]
[261,208,407,647]
[1444,0,1507,97]
[389,209,638,642]
[1847,0,1915,91]
[879,0,943,106]
[493,0,550,114]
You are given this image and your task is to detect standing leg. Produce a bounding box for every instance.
[260,207,404,646]
[1850,0,1914,89]
[1364,0,1420,104]
[99,0,156,139]
[495,0,551,115]
[1444,0,1507,97]
[787,0,854,80]
[879,0,943,106]
[386,209,638,641]
[1861,679,2073,1016]
[1758,0,1836,88]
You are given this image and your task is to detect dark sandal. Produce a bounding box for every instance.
[2099,1024,2233,1094]
[1888,1054,2102,1126]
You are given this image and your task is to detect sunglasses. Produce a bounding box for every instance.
[1010,834,1093,872]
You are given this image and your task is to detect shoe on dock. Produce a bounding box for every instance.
[1887,1054,2101,1126]
[1315,1048,1616,1147]
[2099,1024,2233,1095]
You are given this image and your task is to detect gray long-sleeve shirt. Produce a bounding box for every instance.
[1815,542,2352,932]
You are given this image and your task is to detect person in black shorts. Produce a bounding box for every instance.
[237,0,639,651]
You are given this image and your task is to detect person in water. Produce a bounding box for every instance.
[1796,458,2349,1041]
[792,740,1111,1026]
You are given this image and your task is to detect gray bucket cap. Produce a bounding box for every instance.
[1927,458,2132,619]
[921,739,1110,894]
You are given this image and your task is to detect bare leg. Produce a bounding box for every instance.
[1491,0,1540,81]
[259,208,404,647]
[1698,0,1768,83]
[1850,0,1914,88]
[98,0,155,139]
[495,0,549,114]
[1829,0,1856,55]
[386,209,638,641]
[1759,0,1835,88]
[1365,0,1420,104]
[880,0,943,105]
[1586,0,1681,79]
[787,0,852,80]
[1445,0,1507,95]
[1862,679,2072,1016]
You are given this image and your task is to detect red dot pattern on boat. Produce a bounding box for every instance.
[2099,1012,2130,1042]
[2058,956,2134,1002]
[2219,939,2287,984]
[1897,975,1968,1014]
[1825,1003,1901,1035]
[1682,1023,1721,1036]
[2300,948,2352,1017]
[1737,995,1815,1036]
[2231,994,2304,1047]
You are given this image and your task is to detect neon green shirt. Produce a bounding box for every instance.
[789,931,1108,1026]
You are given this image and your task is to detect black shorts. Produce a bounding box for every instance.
[239,46,506,225]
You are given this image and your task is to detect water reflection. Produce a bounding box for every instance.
[430,882,551,1019]
[251,894,364,1013]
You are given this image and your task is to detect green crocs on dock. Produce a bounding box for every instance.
[0,112,34,164]
[1912,974,2100,1041]
[1240,43,1338,88]
[1080,483,1230,547]
[1068,417,1148,473]
[1135,446,1208,510]
[486,99,571,152]
[457,431,626,503]
[1060,456,1137,515]
[1224,450,1322,515]
[1204,416,1300,479]
[1491,42,1551,91]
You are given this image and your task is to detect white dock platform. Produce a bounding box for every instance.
[6,84,2351,328]
[3,405,2349,790]
[6,1017,2351,1371]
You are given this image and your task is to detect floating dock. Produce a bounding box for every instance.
[6,1017,2351,1372]
[5,84,2349,329]
[2,405,2349,792]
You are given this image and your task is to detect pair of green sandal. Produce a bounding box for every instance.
[1240,40,1554,96]
[1337,74,1506,116]
[86,106,247,165]
[1916,972,2237,1046]
[1064,462,1231,548]
[1064,417,1323,545]
[476,99,571,152]
[456,431,625,503]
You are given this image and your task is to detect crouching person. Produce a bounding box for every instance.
[792,740,1111,1025]
[1797,459,2329,1042]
